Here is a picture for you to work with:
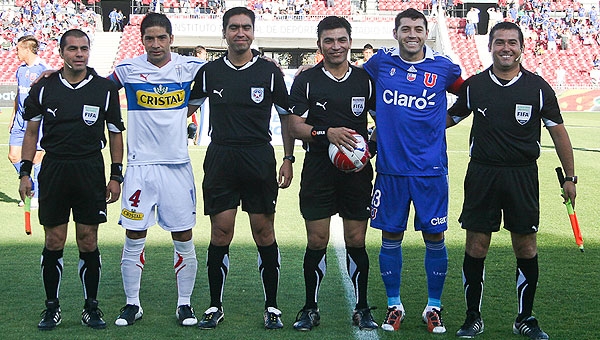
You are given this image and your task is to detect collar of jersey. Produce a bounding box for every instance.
[391,44,434,63]
[224,49,260,71]
[489,69,522,87]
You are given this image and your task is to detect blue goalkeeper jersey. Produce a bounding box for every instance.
[363,45,461,176]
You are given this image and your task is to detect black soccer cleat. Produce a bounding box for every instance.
[38,299,62,330]
[264,307,283,329]
[81,299,106,329]
[456,311,484,338]
[513,316,549,340]
[353,307,378,330]
[198,306,224,330]
[293,307,320,331]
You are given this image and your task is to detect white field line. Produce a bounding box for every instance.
[331,214,381,340]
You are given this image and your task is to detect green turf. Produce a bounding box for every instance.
[0,109,598,339]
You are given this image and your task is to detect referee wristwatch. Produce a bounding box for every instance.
[564,176,578,184]
[283,155,295,163]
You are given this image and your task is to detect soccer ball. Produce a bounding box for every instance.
[328,133,369,173]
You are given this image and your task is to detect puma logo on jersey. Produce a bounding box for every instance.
[139,74,149,81]
[46,108,58,117]
[213,89,224,98]
[477,108,488,116]
[288,105,295,114]
[316,101,327,110]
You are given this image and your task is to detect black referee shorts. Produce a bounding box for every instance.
[459,161,540,234]
[299,151,373,221]
[38,153,108,227]
[203,143,278,216]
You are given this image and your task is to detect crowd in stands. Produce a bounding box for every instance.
[3,0,600,87]
[454,0,600,55]
[0,0,99,51]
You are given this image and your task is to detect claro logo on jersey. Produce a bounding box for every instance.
[382,88,436,110]
[136,84,185,109]
[431,216,447,226]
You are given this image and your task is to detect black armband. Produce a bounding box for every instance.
[19,160,33,179]
[311,126,330,142]
[110,163,124,184]
[367,140,377,157]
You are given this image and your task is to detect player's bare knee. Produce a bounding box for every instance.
[307,233,329,249]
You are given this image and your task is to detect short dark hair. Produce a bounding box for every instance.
[395,8,428,31]
[317,16,352,40]
[195,45,206,54]
[488,21,524,48]
[17,35,39,54]
[141,12,172,37]
[223,7,255,31]
[363,43,373,51]
[59,29,90,51]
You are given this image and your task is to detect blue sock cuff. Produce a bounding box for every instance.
[424,238,446,251]
[381,238,402,250]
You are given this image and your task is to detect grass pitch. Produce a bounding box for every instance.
[0,109,598,340]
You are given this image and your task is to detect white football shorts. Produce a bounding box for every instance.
[119,163,196,232]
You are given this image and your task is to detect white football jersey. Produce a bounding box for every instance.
[110,53,205,165]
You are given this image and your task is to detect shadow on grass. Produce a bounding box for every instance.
[0,238,596,340]
[0,190,20,204]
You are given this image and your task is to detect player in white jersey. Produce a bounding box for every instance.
[107,13,205,328]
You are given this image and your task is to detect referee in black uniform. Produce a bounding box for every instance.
[288,16,378,332]
[19,29,125,331]
[188,7,294,330]
[447,22,575,340]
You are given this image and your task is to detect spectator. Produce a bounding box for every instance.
[535,62,543,78]
[555,66,566,87]
[116,10,125,32]
[109,8,118,32]
[559,28,571,50]
[591,65,600,85]
[466,7,480,34]
[465,20,476,39]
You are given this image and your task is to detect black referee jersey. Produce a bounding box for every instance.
[23,67,125,159]
[288,62,375,153]
[189,51,288,146]
[448,66,563,166]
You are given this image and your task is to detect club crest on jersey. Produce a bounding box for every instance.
[251,87,264,103]
[515,104,532,125]
[351,97,365,116]
[407,72,416,82]
[82,105,100,126]
[424,72,438,87]
[389,68,396,76]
